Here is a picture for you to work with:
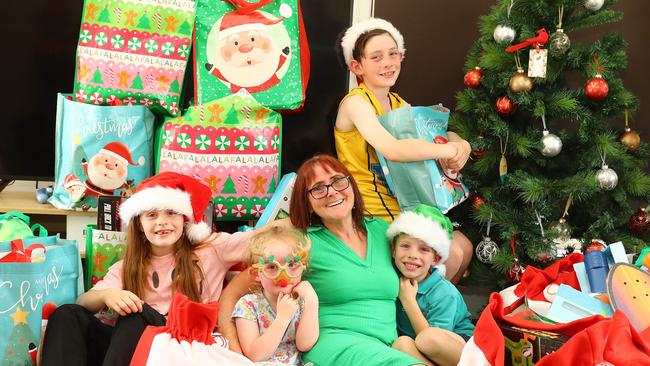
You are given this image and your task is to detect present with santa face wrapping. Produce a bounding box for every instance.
[73,0,196,116]
[49,93,155,210]
[156,89,281,221]
[194,0,309,110]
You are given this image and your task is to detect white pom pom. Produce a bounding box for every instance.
[435,264,446,277]
[186,222,212,243]
[138,156,145,165]
[279,3,292,18]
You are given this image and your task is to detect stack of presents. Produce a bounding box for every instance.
[461,241,650,365]
[0,0,307,364]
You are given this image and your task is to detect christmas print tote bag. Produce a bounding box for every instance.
[194,0,309,110]
[0,236,83,365]
[74,0,196,116]
[376,105,470,213]
[49,93,155,210]
[84,225,126,291]
[157,90,281,221]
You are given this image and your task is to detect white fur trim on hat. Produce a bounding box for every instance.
[341,18,405,65]
[185,222,211,243]
[387,211,451,263]
[279,3,292,18]
[119,187,193,224]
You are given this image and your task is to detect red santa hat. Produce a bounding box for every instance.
[119,172,212,243]
[99,141,145,166]
[218,4,292,39]
[341,17,406,65]
[63,174,84,189]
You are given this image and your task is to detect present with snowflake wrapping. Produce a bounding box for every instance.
[74,0,196,116]
[84,224,126,290]
[156,89,281,221]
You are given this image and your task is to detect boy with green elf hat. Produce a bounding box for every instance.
[387,204,474,366]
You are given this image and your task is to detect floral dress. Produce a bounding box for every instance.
[232,291,303,365]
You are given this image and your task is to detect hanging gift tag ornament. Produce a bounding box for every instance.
[620,110,641,151]
[495,96,515,116]
[528,49,548,78]
[499,133,509,183]
[464,66,482,88]
[628,207,650,234]
[584,0,604,11]
[476,213,499,264]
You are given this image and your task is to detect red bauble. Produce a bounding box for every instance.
[470,147,485,160]
[471,193,485,210]
[506,259,525,282]
[584,74,609,101]
[629,207,650,235]
[464,67,482,88]
[495,96,515,116]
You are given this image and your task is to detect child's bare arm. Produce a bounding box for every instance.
[77,288,143,316]
[218,270,260,353]
[293,281,319,352]
[398,277,430,335]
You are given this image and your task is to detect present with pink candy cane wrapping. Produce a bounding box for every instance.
[156,90,281,221]
[73,0,196,116]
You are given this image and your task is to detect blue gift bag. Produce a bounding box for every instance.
[376,105,470,213]
[49,93,155,210]
[0,236,83,365]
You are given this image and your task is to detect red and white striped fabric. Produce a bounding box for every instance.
[130,293,253,366]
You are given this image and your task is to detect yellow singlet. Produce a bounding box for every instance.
[334,83,406,222]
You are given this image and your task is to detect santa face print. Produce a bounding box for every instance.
[307,164,355,225]
[67,184,86,203]
[139,209,185,256]
[355,33,403,89]
[218,29,278,88]
[392,235,439,282]
[88,153,128,190]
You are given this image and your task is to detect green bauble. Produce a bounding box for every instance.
[549,29,571,56]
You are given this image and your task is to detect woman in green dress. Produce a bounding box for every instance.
[219,154,424,365]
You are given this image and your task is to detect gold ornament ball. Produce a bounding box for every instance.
[509,68,533,93]
[620,127,641,151]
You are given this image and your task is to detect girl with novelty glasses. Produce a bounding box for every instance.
[232,226,319,365]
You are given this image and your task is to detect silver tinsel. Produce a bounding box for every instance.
[540,130,562,157]
[596,164,618,190]
[493,25,516,44]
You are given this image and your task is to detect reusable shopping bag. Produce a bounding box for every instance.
[0,211,47,243]
[49,93,155,210]
[376,105,470,213]
[74,0,196,116]
[194,0,309,110]
[157,90,281,221]
[84,225,126,290]
[0,236,83,365]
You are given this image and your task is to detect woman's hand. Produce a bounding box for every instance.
[398,277,418,304]
[103,288,144,316]
[293,281,318,306]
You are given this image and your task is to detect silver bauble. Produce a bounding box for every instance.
[548,29,571,56]
[540,130,562,157]
[596,164,618,190]
[549,218,572,242]
[584,0,605,11]
[475,236,499,264]
[493,25,516,44]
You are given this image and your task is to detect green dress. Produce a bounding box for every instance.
[302,217,421,365]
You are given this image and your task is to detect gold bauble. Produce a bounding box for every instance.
[509,67,533,93]
[620,127,641,151]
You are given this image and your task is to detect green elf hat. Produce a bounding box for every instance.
[387,204,454,270]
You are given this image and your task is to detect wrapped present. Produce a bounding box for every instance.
[500,322,570,366]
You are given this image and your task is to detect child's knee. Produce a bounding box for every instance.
[392,335,415,351]
[49,303,86,323]
[415,328,443,353]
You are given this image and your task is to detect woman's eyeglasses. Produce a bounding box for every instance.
[308,176,351,199]
[252,255,306,280]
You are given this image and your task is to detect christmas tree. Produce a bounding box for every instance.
[268,176,277,194]
[131,73,143,90]
[222,176,237,194]
[98,6,111,23]
[178,18,192,35]
[137,12,151,29]
[224,105,240,125]
[2,307,38,365]
[91,68,104,85]
[450,0,649,286]
[168,78,180,94]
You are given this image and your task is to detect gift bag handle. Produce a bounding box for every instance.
[31,224,48,237]
[0,211,31,225]
[225,0,273,14]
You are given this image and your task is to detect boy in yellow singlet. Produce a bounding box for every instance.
[335,18,473,284]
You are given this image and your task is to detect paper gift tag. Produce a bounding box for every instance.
[528,49,548,78]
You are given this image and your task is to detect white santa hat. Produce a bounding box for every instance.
[218,4,292,39]
[63,174,83,189]
[99,141,145,166]
[387,204,453,275]
[340,17,406,65]
[119,172,212,243]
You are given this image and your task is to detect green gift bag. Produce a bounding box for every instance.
[84,225,126,290]
[194,0,309,110]
[74,0,196,116]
